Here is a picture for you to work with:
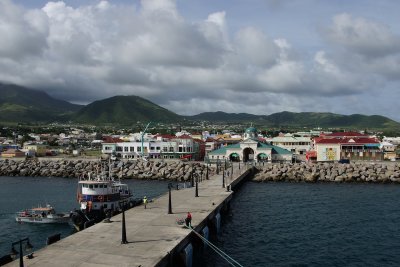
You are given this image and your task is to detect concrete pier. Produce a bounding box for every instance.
[6,163,252,267]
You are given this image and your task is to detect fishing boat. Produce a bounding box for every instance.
[15,204,70,224]
[70,160,141,231]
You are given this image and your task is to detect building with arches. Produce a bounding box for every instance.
[207,127,292,163]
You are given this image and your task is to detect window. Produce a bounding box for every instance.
[130,147,134,152]
[89,185,93,189]
[156,146,160,150]
[151,147,155,151]
[116,147,122,151]
[94,185,98,188]
[124,147,128,152]
[179,147,183,152]
[137,147,141,152]
[169,147,174,152]
[163,147,168,152]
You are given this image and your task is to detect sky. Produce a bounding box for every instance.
[1,0,400,120]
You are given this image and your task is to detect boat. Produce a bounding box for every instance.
[70,160,142,231]
[16,204,70,224]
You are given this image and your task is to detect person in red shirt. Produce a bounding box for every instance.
[185,212,192,227]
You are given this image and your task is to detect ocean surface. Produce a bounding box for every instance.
[0,176,170,257]
[200,182,400,267]
[1,177,400,266]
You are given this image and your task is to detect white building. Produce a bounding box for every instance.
[270,133,311,155]
[101,134,198,160]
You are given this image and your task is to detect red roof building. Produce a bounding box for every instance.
[321,131,367,139]
[314,137,382,162]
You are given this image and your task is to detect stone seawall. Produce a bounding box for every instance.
[0,159,213,181]
[253,162,400,183]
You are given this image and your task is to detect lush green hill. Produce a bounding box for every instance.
[187,110,400,130]
[264,111,400,129]
[187,111,264,122]
[0,83,82,123]
[73,95,182,125]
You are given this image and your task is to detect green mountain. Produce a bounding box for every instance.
[187,111,264,122]
[1,83,398,131]
[0,83,81,123]
[264,111,399,129]
[73,95,182,124]
[189,111,400,130]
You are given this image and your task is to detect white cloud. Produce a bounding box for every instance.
[0,1,399,120]
[325,13,400,58]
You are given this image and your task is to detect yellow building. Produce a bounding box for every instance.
[23,144,48,157]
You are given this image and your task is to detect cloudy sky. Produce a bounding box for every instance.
[1,0,400,120]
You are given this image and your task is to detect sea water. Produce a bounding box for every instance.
[199,182,400,267]
[0,176,170,257]
[2,177,399,266]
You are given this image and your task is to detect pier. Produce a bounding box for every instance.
[6,163,253,267]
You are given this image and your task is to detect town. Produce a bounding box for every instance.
[1,123,399,163]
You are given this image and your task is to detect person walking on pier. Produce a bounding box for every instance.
[143,196,148,209]
[185,212,192,228]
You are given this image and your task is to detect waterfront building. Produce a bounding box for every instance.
[23,144,48,157]
[205,137,218,155]
[380,141,397,160]
[314,137,382,161]
[101,134,201,160]
[269,133,311,155]
[207,127,292,163]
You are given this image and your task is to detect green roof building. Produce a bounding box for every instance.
[208,127,293,163]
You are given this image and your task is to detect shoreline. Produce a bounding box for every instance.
[0,157,212,181]
[1,157,400,184]
[254,162,400,183]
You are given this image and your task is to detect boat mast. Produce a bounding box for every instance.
[141,122,152,159]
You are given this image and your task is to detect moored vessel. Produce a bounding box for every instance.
[15,204,70,224]
[70,160,141,230]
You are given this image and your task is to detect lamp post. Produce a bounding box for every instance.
[231,162,233,179]
[216,159,220,174]
[10,238,33,267]
[190,167,194,187]
[168,183,173,214]
[120,201,127,244]
[200,169,203,182]
[206,164,209,180]
[222,168,225,188]
[195,174,199,197]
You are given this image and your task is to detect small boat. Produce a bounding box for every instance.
[16,204,70,224]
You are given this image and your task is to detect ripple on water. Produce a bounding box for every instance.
[199,182,400,267]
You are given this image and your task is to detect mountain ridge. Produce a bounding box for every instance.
[0,83,399,130]
[0,83,82,123]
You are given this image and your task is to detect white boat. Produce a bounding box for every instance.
[16,204,70,224]
[70,160,141,230]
